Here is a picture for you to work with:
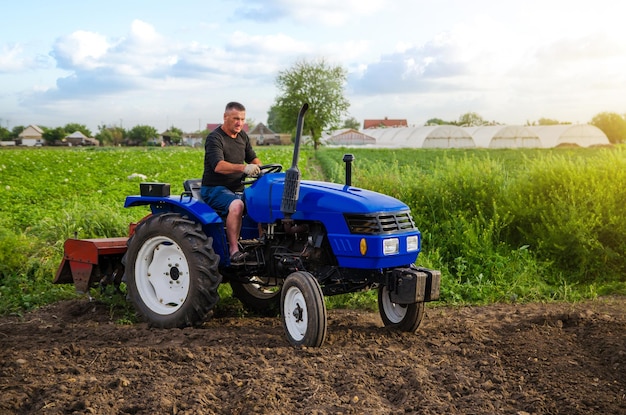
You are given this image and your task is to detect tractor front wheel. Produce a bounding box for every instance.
[123,213,221,328]
[378,285,425,332]
[280,271,327,347]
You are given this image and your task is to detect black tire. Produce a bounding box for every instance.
[280,271,327,347]
[230,279,281,317]
[123,213,221,328]
[378,285,425,332]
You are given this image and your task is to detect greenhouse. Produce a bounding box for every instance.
[527,124,610,148]
[463,126,542,148]
[362,125,475,148]
[322,123,611,149]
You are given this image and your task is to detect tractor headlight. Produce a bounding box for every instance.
[406,235,419,252]
[383,238,399,255]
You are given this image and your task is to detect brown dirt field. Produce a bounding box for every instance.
[1,296,625,415]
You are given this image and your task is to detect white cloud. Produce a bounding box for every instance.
[3,0,626,132]
[52,31,110,70]
[236,0,385,26]
[282,0,384,26]
[0,43,27,72]
[0,43,50,72]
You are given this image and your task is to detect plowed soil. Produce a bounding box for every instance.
[1,296,625,414]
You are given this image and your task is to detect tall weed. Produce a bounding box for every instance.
[505,148,626,283]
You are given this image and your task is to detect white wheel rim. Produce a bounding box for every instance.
[381,286,407,324]
[134,236,191,315]
[283,286,307,342]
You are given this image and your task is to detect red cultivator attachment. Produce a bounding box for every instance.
[54,237,128,293]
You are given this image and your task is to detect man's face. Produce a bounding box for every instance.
[223,108,246,137]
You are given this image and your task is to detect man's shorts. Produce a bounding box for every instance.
[201,186,244,217]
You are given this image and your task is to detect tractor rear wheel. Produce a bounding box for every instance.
[123,213,221,328]
[280,271,327,347]
[378,285,425,332]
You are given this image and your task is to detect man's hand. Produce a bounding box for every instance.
[243,164,261,177]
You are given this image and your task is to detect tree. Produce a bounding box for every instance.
[0,126,11,141]
[456,112,486,127]
[127,125,158,146]
[42,127,67,145]
[341,116,360,130]
[425,118,452,126]
[64,123,92,138]
[164,125,183,145]
[267,104,288,133]
[537,118,562,126]
[11,125,25,139]
[96,125,126,146]
[272,58,349,149]
[525,118,571,126]
[591,112,626,144]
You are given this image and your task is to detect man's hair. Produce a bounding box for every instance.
[225,102,246,112]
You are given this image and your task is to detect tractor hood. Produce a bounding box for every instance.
[245,173,414,234]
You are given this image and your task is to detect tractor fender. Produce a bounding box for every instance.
[124,195,223,226]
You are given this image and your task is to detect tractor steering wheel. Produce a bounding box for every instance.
[242,163,283,185]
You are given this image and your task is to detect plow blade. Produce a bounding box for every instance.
[54,237,128,293]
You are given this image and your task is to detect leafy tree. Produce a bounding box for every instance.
[425,118,452,126]
[267,104,287,133]
[11,125,25,139]
[64,123,92,138]
[163,125,183,145]
[96,125,126,146]
[457,112,486,127]
[127,125,158,146]
[272,58,349,149]
[591,112,626,144]
[525,118,571,126]
[341,116,360,130]
[0,126,11,141]
[537,118,563,126]
[42,127,67,145]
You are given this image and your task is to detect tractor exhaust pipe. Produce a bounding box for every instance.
[280,103,309,220]
[342,153,355,186]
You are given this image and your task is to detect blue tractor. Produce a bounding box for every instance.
[55,104,440,347]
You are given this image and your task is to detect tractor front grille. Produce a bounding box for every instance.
[344,211,417,235]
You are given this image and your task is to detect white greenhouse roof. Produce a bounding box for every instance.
[359,125,475,148]
[527,125,610,148]
[463,126,541,148]
[327,124,610,149]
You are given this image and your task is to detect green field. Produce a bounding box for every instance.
[1,145,625,316]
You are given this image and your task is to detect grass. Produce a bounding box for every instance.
[1,145,625,317]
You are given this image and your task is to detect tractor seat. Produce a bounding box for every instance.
[183,179,203,201]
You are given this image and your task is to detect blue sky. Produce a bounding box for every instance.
[1,0,624,134]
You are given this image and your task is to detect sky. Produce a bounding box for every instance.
[1,0,625,134]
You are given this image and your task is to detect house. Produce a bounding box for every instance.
[18,124,44,146]
[182,133,204,148]
[248,123,281,145]
[363,117,408,129]
[64,131,98,146]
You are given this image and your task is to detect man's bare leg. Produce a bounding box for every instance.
[226,199,244,255]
